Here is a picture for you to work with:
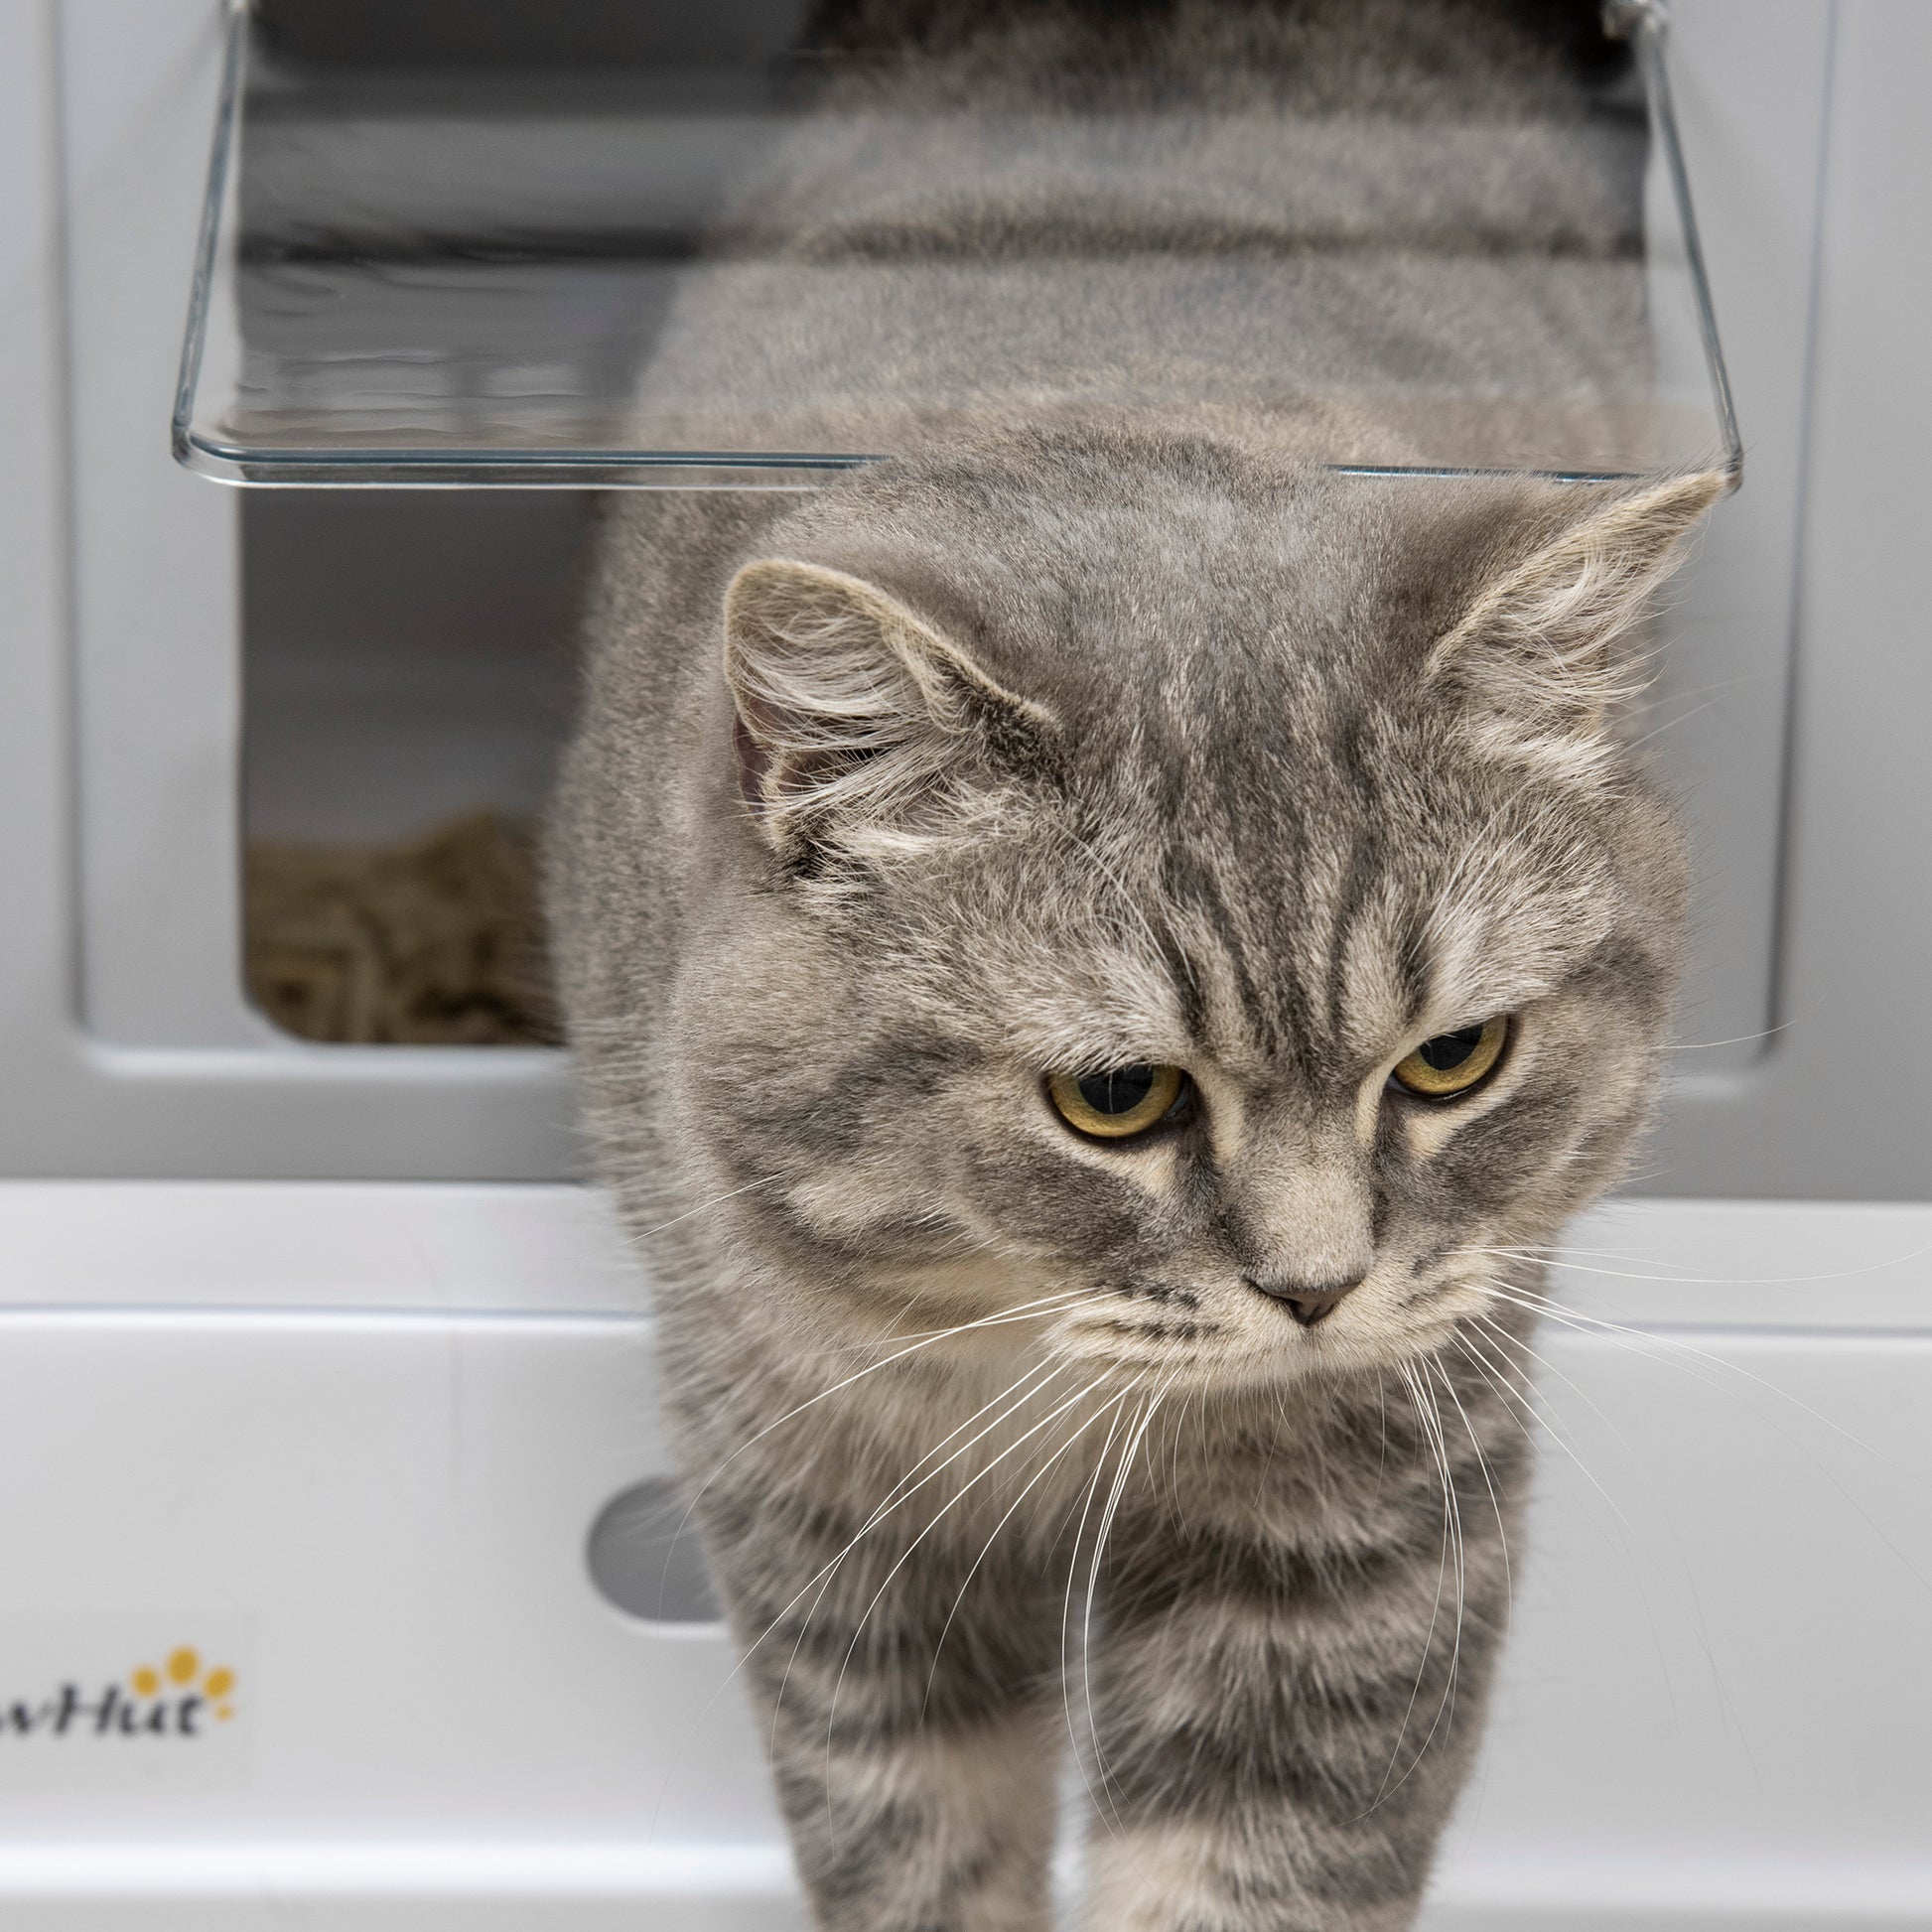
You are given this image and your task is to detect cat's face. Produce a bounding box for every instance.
[691,431,1719,1392]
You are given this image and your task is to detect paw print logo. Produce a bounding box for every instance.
[129,1647,236,1721]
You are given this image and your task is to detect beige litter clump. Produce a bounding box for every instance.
[245,809,558,1046]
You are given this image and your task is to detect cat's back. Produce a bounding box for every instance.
[628,0,1645,467]
[546,490,790,1042]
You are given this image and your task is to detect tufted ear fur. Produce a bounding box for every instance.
[1427,469,1728,775]
[723,558,1056,863]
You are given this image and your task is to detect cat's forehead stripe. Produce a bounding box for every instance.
[1156,818,1606,1082]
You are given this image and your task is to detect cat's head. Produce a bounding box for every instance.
[692,428,1724,1389]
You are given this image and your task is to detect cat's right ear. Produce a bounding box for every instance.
[722,558,1056,863]
[1426,469,1727,777]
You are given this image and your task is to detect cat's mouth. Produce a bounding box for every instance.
[1048,1262,1490,1388]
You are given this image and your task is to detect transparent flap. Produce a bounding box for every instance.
[174,0,1739,488]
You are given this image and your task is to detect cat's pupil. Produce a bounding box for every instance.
[1419,1026,1485,1071]
[1078,1066,1158,1115]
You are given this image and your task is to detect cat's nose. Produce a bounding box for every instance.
[1244,1272,1364,1327]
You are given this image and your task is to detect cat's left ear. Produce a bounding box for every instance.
[723,557,1057,860]
[1427,469,1728,767]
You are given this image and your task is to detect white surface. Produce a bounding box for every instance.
[1,1190,1932,1926]
[6,1181,1932,1324]
[0,1182,646,1313]
[1551,1195,1932,1329]
[0,1845,798,1930]
[0,1311,787,1868]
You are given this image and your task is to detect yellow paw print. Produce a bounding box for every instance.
[130,1647,237,1721]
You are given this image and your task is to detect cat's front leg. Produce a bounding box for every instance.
[704,1477,1064,1932]
[1077,1379,1521,1931]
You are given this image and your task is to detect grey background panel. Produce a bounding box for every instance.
[1627,0,1826,1085]
[66,0,254,1049]
[0,0,582,1180]
[242,491,590,844]
[1645,0,1932,1197]
[1,0,1926,1193]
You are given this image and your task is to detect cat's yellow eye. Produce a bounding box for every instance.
[1046,1064,1186,1140]
[1391,1017,1511,1100]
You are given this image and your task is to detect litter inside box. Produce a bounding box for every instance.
[246,810,558,1045]
[240,490,584,1046]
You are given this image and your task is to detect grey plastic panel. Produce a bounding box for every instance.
[1643,0,1932,1198]
[9,0,1932,1199]
[243,491,588,844]
[0,0,578,1179]
[68,0,256,1050]
[1620,0,1829,1094]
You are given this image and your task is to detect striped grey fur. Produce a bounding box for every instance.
[547,5,1725,1926]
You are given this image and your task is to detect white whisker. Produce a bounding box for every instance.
[630,1172,786,1241]
[1080,1374,1173,1842]
[1365,1361,1455,1816]
[825,1368,1130,1755]
[922,1377,1134,1713]
[1431,1352,1512,1639]
[665,1286,1107,1575]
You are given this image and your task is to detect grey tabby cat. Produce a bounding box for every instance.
[549,1,1727,1925]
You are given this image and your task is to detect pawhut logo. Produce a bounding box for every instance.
[2,1644,238,1742]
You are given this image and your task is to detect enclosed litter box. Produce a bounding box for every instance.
[13,1,1932,1926]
